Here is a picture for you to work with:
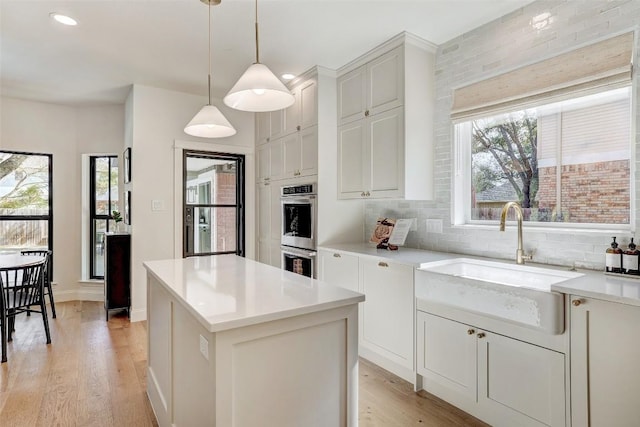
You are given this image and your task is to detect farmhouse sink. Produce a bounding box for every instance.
[416,258,584,334]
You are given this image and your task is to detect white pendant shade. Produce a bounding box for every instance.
[184,105,237,138]
[224,63,295,112]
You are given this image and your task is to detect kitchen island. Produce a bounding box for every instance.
[143,255,364,427]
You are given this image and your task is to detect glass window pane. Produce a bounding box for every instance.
[470,87,630,225]
[0,219,48,253]
[212,207,236,252]
[0,153,50,216]
[93,219,107,277]
[110,157,119,213]
[185,157,237,205]
[94,157,111,215]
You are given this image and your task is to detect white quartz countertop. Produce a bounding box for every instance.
[143,255,365,333]
[319,243,640,307]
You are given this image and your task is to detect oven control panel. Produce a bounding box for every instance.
[281,183,316,196]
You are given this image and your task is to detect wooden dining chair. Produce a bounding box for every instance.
[21,249,56,318]
[0,260,51,363]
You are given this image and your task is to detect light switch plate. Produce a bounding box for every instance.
[151,200,165,211]
[199,334,209,360]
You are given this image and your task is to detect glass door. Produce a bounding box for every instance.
[183,151,245,258]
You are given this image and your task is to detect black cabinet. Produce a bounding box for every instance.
[104,233,131,320]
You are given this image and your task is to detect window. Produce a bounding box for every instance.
[90,156,118,278]
[0,151,53,253]
[456,87,632,227]
[183,151,245,257]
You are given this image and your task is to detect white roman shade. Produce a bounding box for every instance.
[451,32,634,121]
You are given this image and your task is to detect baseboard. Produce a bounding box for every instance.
[53,288,103,302]
[130,307,147,323]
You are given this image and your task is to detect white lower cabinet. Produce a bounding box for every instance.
[417,311,566,427]
[359,258,414,378]
[570,296,640,427]
[318,250,359,292]
[318,250,415,382]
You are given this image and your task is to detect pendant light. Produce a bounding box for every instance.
[223,0,294,112]
[184,0,236,138]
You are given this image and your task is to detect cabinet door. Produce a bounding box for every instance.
[367,46,404,116]
[283,88,300,136]
[416,311,477,408]
[478,331,565,427]
[270,109,284,139]
[337,121,365,199]
[257,144,270,182]
[256,112,271,145]
[270,181,281,245]
[571,297,640,427]
[269,139,284,180]
[282,133,300,178]
[299,126,318,177]
[360,258,413,369]
[318,250,359,292]
[257,182,271,241]
[337,65,367,125]
[257,240,271,265]
[367,106,404,198]
[299,79,317,129]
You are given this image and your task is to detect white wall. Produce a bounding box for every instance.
[127,85,254,321]
[364,0,640,270]
[0,97,124,299]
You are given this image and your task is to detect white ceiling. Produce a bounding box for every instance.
[1,0,535,106]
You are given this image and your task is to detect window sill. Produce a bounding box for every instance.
[78,279,104,286]
[452,223,633,235]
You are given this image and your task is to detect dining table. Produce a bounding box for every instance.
[0,253,46,270]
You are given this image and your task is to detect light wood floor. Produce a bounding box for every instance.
[0,301,487,427]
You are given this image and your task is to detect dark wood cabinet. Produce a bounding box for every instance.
[104,233,131,320]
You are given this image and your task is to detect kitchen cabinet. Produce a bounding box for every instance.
[318,249,415,382]
[283,126,318,179]
[284,78,317,135]
[256,112,270,145]
[318,249,359,292]
[256,181,282,268]
[417,311,566,427]
[335,34,435,200]
[359,257,414,374]
[256,138,283,183]
[570,296,640,427]
[338,107,404,199]
[337,46,403,125]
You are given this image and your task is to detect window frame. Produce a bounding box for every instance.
[452,87,636,233]
[0,149,54,252]
[89,155,118,279]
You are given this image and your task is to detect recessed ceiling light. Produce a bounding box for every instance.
[530,12,551,30]
[50,13,78,26]
[281,73,296,81]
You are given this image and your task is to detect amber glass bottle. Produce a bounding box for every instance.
[623,238,640,275]
[606,237,623,273]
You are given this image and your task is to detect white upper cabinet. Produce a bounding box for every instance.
[256,112,271,145]
[336,33,436,200]
[338,47,403,125]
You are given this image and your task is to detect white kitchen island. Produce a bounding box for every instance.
[143,255,364,427]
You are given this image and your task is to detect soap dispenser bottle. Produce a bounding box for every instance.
[606,236,623,273]
[623,238,640,275]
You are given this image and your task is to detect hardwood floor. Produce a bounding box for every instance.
[0,301,487,427]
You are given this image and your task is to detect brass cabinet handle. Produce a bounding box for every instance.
[378,262,389,267]
[264,177,270,181]
[364,110,370,117]
[296,125,301,131]
[572,299,583,307]
[365,191,370,197]
[264,182,270,186]
[266,137,270,142]
[361,192,366,197]
[333,253,341,258]
[467,329,475,335]
[477,332,486,339]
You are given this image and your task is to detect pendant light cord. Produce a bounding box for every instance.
[208,0,212,105]
[254,0,260,63]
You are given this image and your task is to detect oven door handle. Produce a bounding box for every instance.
[280,246,317,258]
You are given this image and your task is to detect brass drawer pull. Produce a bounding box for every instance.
[333,253,341,258]
[378,262,389,268]
[467,329,475,335]
[572,299,583,307]
[477,332,486,339]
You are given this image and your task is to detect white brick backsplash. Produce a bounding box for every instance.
[364,0,640,270]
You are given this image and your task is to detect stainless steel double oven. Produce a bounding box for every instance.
[280,183,317,278]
